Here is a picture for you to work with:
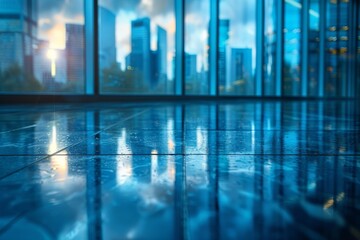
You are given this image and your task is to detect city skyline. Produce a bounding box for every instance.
[0,0,255,94]
[0,0,352,97]
[0,0,86,91]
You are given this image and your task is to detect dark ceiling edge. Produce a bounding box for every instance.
[0,95,358,105]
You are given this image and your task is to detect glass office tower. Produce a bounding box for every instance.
[0,0,38,91]
[325,0,350,97]
[308,0,320,96]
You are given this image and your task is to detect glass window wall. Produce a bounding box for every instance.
[263,0,277,96]
[98,0,175,95]
[325,0,350,97]
[283,0,302,96]
[0,0,85,94]
[219,0,256,96]
[308,0,320,96]
[184,0,210,95]
[0,0,358,98]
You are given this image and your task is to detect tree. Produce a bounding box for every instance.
[101,62,148,93]
[0,64,43,92]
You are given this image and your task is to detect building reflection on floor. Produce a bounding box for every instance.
[0,101,359,239]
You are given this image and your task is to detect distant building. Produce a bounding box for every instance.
[150,51,158,87]
[324,2,349,97]
[99,6,116,70]
[308,30,320,96]
[0,0,38,75]
[66,24,84,91]
[157,26,167,85]
[230,48,253,94]
[125,54,131,70]
[130,18,151,88]
[218,19,230,89]
[185,54,197,80]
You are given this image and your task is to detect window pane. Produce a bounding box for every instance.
[325,0,350,97]
[99,0,175,95]
[263,0,277,96]
[308,0,320,96]
[219,0,256,96]
[283,0,302,96]
[185,0,210,95]
[0,0,85,94]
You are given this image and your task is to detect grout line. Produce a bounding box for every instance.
[0,210,29,235]
[0,125,37,134]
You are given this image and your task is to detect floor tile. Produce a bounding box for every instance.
[0,101,359,239]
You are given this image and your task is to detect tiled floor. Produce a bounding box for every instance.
[0,101,359,240]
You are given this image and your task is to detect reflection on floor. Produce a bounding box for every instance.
[0,101,359,240]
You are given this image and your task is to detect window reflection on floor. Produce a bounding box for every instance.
[0,101,359,239]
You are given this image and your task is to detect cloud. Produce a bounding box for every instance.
[100,0,142,13]
[100,0,174,18]
[62,0,84,19]
[138,0,174,17]
[38,0,83,18]
[38,0,64,18]
[38,0,84,49]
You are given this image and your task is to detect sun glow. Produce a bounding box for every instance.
[47,49,57,77]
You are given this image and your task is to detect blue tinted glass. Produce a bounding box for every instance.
[99,0,175,95]
[0,0,85,93]
[185,0,210,95]
[308,0,320,96]
[219,0,256,96]
[325,0,350,97]
[264,0,277,96]
[283,0,302,96]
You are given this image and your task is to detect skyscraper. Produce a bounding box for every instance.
[308,30,320,96]
[66,24,84,91]
[157,26,167,85]
[130,18,151,88]
[150,50,158,88]
[185,53,197,92]
[325,0,350,97]
[0,0,38,74]
[230,48,253,95]
[99,6,116,70]
[185,54,197,80]
[218,19,230,90]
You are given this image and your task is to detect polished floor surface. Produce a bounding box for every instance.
[0,101,359,240]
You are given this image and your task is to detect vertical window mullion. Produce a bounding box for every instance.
[276,0,284,96]
[348,0,357,97]
[209,0,219,96]
[318,0,326,97]
[301,0,309,97]
[175,0,184,95]
[256,0,264,96]
[84,0,96,95]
